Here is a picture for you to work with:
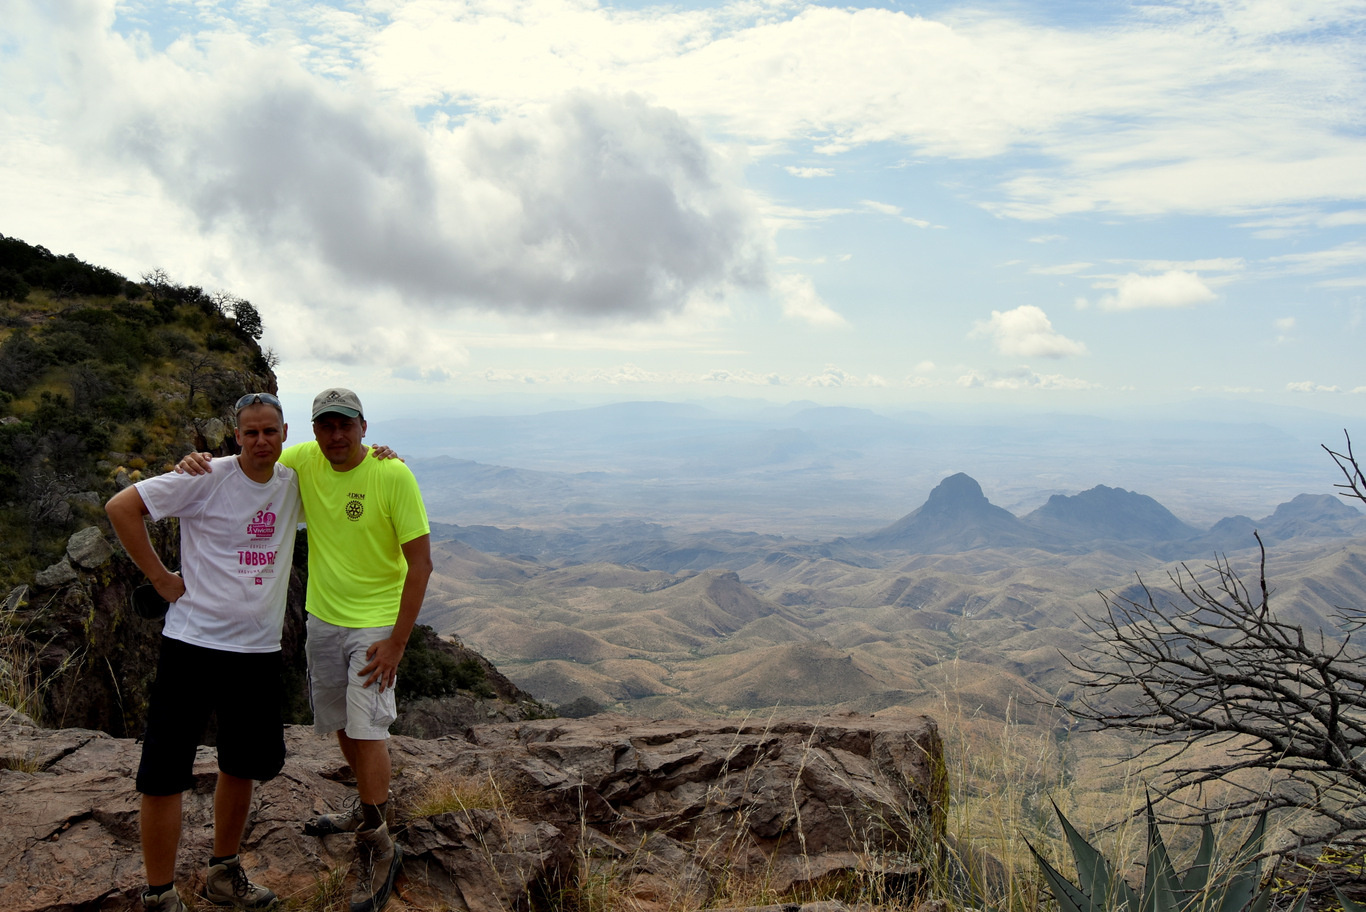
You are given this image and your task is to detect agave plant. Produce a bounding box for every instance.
[1028,799,1306,912]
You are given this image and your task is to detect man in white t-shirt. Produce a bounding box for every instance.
[106,393,300,912]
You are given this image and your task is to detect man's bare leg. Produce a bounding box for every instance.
[335,730,360,778]
[337,732,391,806]
[212,772,254,857]
[141,792,183,885]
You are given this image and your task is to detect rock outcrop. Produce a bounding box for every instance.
[0,707,944,912]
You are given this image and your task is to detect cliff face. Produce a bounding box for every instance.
[0,706,946,912]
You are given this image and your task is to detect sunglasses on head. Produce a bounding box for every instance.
[234,392,282,413]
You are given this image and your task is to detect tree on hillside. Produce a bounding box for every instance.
[228,297,263,340]
[1070,433,1366,850]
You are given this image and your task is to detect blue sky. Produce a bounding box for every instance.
[3,0,1365,426]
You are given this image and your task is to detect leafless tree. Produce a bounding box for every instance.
[177,352,221,417]
[1070,433,1366,849]
[140,268,174,297]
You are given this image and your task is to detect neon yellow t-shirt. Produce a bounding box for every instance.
[279,442,430,628]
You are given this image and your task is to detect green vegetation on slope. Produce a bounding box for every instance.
[0,233,274,588]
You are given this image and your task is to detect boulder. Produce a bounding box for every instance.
[67,526,114,569]
[34,558,78,588]
[0,710,944,912]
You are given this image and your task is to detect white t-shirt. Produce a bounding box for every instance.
[135,456,302,653]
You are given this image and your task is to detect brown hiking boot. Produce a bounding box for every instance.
[305,791,393,836]
[141,888,187,912]
[202,855,277,909]
[305,794,363,836]
[349,822,402,912]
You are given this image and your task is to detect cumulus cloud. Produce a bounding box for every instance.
[479,368,554,384]
[25,5,774,325]
[701,369,784,385]
[969,305,1087,358]
[956,367,1098,390]
[1287,381,1341,393]
[1095,271,1217,311]
[774,273,847,326]
[787,166,833,178]
[391,365,453,383]
[798,367,887,388]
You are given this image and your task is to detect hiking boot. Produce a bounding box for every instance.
[202,855,278,910]
[142,888,187,912]
[349,822,402,912]
[305,791,392,836]
[305,794,363,836]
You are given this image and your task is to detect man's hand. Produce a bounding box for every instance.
[153,570,187,604]
[176,452,214,475]
[370,444,403,462]
[359,637,406,693]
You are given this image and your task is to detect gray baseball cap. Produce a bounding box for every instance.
[311,387,364,420]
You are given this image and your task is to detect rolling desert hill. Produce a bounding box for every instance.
[409,470,1366,845]
[400,426,1366,841]
[418,471,1366,729]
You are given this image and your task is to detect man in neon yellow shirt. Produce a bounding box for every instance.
[282,388,432,912]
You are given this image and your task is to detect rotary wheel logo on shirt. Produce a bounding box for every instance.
[346,500,364,521]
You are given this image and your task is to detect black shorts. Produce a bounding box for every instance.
[136,636,286,796]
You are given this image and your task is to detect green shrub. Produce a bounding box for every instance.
[0,268,30,301]
[398,625,493,703]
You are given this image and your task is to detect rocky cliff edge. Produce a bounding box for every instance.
[1,705,946,912]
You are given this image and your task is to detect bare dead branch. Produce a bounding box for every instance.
[1070,437,1366,847]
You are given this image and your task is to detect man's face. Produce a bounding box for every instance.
[313,412,367,468]
[234,403,287,475]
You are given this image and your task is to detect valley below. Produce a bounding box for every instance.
[381,399,1366,849]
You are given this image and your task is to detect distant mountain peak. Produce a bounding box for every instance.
[924,473,987,508]
[1024,484,1198,544]
[861,473,1050,553]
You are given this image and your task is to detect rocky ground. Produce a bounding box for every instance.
[0,704,950,912]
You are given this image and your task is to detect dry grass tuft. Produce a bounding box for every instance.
[0,588,85,726]
[274,864,349,912]
[404,770,518,821]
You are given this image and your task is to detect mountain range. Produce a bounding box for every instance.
[427,469,1366,571]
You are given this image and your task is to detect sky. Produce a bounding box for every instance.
[3,0,1366,427]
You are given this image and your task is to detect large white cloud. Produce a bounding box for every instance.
[10,0,775,325]
[970,305,1088,358]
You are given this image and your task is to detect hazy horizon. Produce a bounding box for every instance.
[356,395,1365,535]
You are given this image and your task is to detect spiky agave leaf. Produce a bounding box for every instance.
[1049,799,1140,911]
[1336,888,1366,912]
[1175,821,1216,897]
[1028,839,1107,912]
[1031,802,1297,912]
[1207,809,1267,912]
[1140,798,1182,912]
